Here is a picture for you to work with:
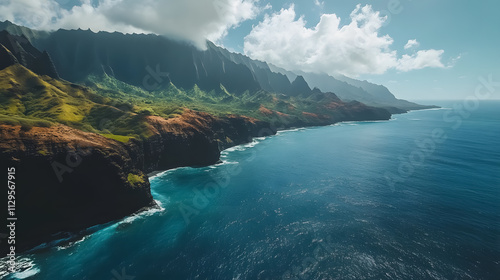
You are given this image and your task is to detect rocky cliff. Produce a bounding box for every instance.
[0,30,59,79]
[0,110,275,255]
[0,25,391,256]
[128,110,276,173]
[0,124,154,255]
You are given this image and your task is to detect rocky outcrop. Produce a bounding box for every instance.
[0,43,18,70]
[0,111,276,255]
[0,98,392,255]
[0,125,154,255]
[0,30,59,79]
[128,110,276,173]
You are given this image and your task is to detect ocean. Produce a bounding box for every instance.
[1,100,499,279]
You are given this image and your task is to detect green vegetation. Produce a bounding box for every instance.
[0,114,53,129]
[100,133,134,143]
[127,173,145,187]
[84,73,344,127]
[0,65,152,139]
[0,64,351,140]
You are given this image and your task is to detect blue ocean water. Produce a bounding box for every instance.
[1,100,499,279]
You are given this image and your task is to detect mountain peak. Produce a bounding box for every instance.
[0,20,49,43]
[0,43,19,70]
[289,75,312,96]
[0,30,59,78]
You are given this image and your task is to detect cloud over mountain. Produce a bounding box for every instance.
[0,1,449,75]
[0,0,260,48]
[244,4,446,77]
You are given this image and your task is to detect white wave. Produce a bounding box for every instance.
[0,257,39,279]
[223,146,244,152]
[430,107,450,111]
[149,166,193,180]
[54,201,165,251]
[224,145,250,152]
[56,235,89,251]
[209,161,240,169]
[27,233,80,252]
[118,200,165,225]
[409,107,451,112]
[205,160,239,171]
[220,161,239,165]
[148,170,169,179]
[223,139,262,153]
[276,127,306,135]
[353,120,388,123]
[335,122,361,126]
[11,267,41,279]
[332,119,391,127]
[243,139,261,148]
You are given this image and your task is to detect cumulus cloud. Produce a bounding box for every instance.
[397,50,445,71]
[244,4,447,76]
[0,0,260,49]
[404,39,419,50]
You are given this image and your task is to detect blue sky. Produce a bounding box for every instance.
[221,0,500,101]
[1,0,498,100]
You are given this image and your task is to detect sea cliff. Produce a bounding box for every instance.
[0,111,276,255]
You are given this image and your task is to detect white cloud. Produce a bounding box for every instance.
[0,0,61,28]
[404,39,419,50]
[447,54,462,68]
[244,4,447,77]
[397,50,445,71]
[314,0,324,8]
[0,0,260,49]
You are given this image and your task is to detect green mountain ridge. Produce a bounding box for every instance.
[0,20,437,113]
[0,23,394,255]
[0,20,50,43]
[0,25,392,136]
[267,64,437,113]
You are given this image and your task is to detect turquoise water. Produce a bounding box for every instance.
[1,101,499,279]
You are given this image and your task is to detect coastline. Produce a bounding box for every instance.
[147,116,399,180]
[0,104,409,256]
[2,102,497,279]
[146,104,446,182]
[0,105,431,273]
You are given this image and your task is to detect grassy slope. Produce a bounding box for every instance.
[84,73,349,126]
[0,64,383,143]
[0,65,152,140]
